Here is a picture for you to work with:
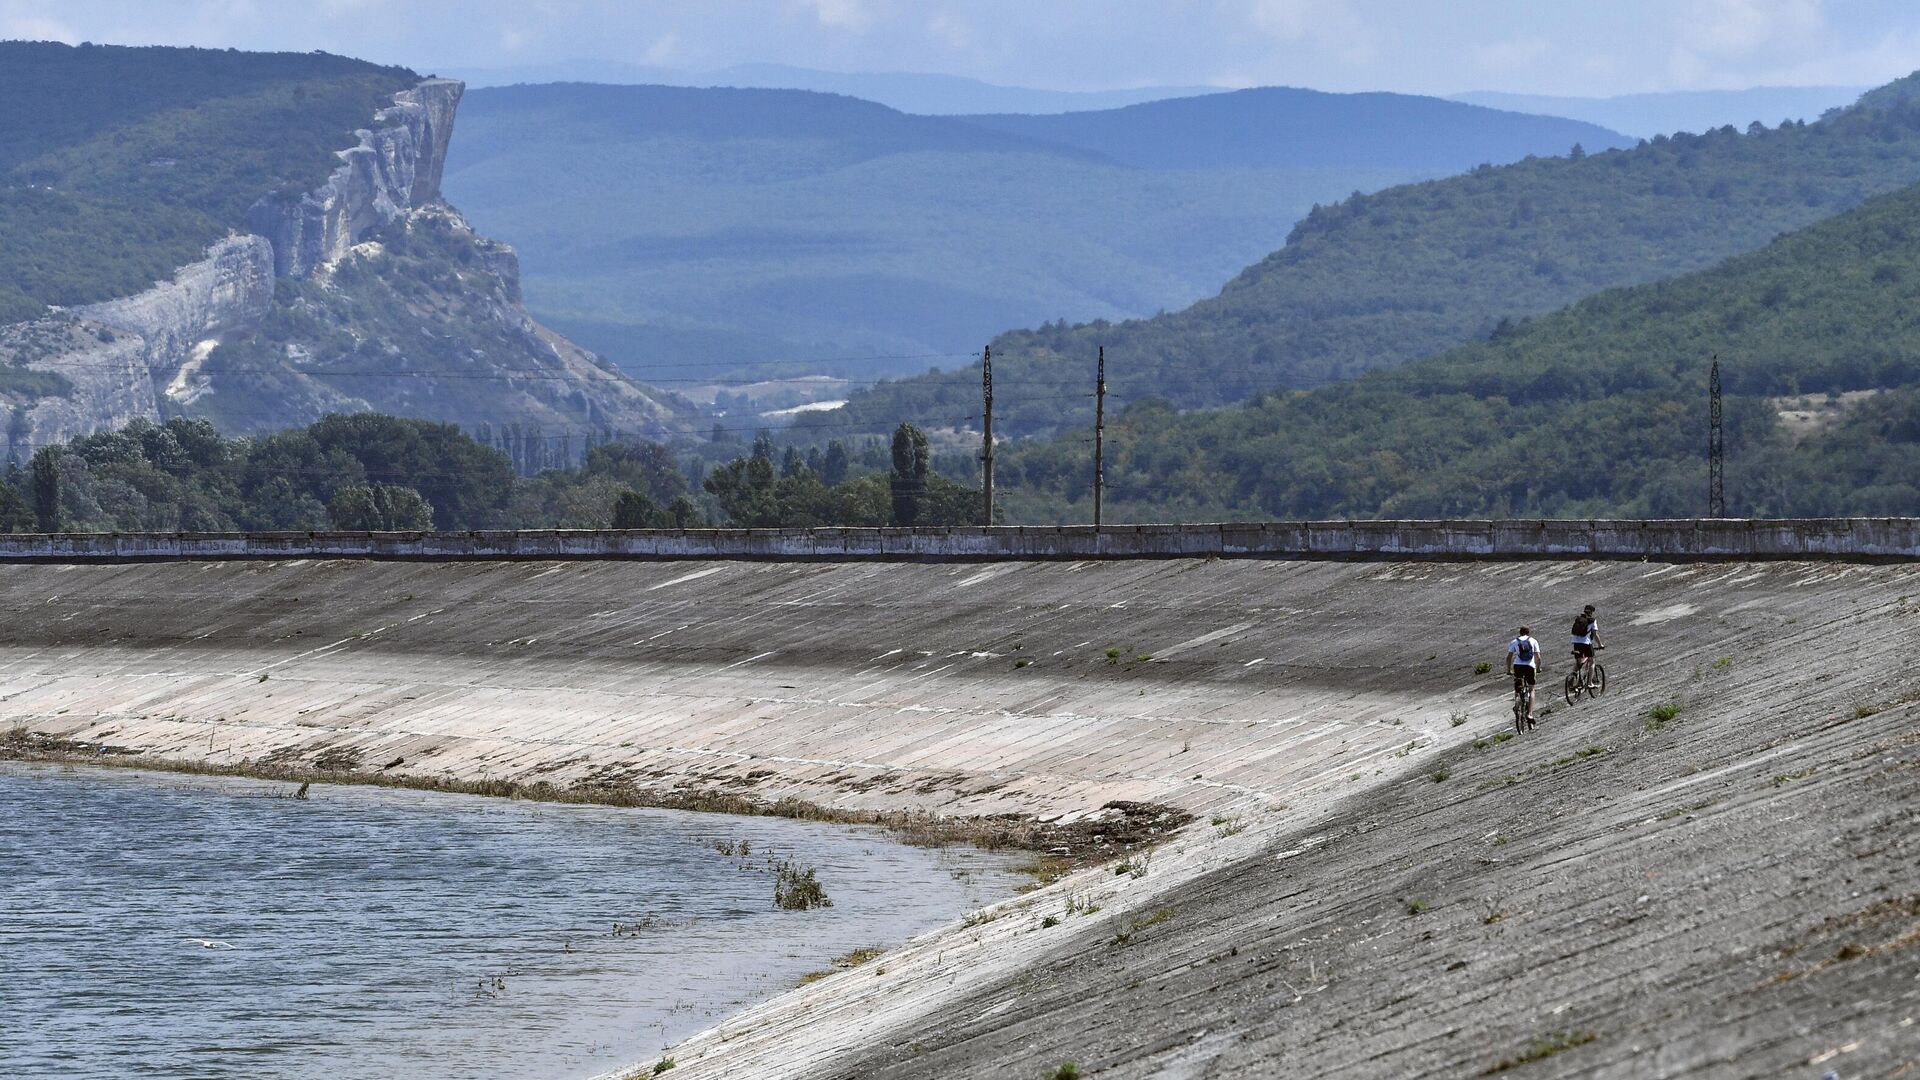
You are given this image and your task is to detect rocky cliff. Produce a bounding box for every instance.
[5,76,679,458]
[245,79,463,278]
[6,236,275,454]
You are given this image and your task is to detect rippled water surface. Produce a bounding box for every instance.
[1,763,1020,1079]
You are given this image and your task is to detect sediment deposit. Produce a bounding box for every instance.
[3,556,1915,1077]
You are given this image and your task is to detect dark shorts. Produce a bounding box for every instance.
[1572,643,1595,660]
[1512,666,1536,690]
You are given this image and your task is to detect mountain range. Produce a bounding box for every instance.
[442,83,1627,385]
[993,167,1920,522]
[820,77,1920,439]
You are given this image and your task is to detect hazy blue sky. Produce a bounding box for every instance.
[1,0,1915,96]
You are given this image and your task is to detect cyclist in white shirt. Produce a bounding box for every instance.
[1506,626,1542,722]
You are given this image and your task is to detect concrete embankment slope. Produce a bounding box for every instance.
[3,557,1916,1077]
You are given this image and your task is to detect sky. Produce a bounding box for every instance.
[1,0,1917,97]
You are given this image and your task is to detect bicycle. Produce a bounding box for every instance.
[1511,670,1538,733]
[1563,649,1608,705]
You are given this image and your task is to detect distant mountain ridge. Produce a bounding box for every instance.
[1452,85,1867,138]
[444,81,1625,384]
[961,86,1632,171]
[817,75,1920,439]
[452,59,1220,115]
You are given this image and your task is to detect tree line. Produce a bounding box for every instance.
[0,413,983,533]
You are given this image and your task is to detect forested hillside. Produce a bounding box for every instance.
[821,74,1920,439]
[0,42,417,322]
[992,178,1920,522]
[443,83,1616,384]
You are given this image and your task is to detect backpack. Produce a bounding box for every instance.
[1572,614,1592,637]
[1515,637,1535,663]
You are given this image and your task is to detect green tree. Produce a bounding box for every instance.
[889,422,930,526]
[611,489,659,529]
[30,449,60,531]
[328,483,434,530]
[0,471,30,532]
[822,440,851,486]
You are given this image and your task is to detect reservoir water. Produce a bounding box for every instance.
[1,762,1021,1079]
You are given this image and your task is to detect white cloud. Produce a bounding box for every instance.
[796,0,872,31]
[1,14,78,42]
[928,11,970,49]
[1682,0,1826,57]
[1243,0,1374,65]
[641,30,679,65]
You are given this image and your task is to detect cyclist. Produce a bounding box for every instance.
[1506,626,1543,724]
[1570,604,1604,685]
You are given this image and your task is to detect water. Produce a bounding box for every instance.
[0,763,1020,1079]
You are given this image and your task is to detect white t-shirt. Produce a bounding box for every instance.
[1508,636,1541,668]
[1572,618,1599,645]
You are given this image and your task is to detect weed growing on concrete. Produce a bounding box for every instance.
[1014,658,1030,669]
[835,946,885,968]
[1406,897,1430,916]
[1492,731,1514,744]
[1543,746,1610,769]
[961,908,997,928]
[1646,703,1683,729]
[1040,914,1060,929]
[1210,814,1231,826]
[1471,739,1490,750]
[1771,767,1818,787]
[1114,851,1152,879]
[1711,655,1734,671]
[1481,1031,1597,1074]
[797,970,832,985]
[1215,816,1246,837]
[1054,1063,1081,1080]
[1449,711,1469,727]
[1430,769,1451,782]
[1105,647,1121,664]
[1474,661,1493,675]
[651,1058,676,1075]
[256,673,270,682]
[1659,797,1717,820]
[1854,703,1882,719]
[1492,835,1509,846]
[1134,653,1153,662]
[1482,900,1509,925]
[1112,907,1175,945]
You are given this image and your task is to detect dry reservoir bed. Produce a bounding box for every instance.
[2,557,1916,1077]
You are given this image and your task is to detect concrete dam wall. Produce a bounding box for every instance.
[3,554,1915,1078]
[0,516,1917,563]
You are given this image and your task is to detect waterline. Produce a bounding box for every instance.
[2,762,1021,1079]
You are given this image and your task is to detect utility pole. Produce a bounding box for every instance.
[1093,346,1106,527]
[981,345,994,526]
[1709,356,1725,518]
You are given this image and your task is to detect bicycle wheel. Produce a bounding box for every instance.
[1563,671,1580,705]
[1513,690,1527,734]
[1587,663,1607,698]
[1525,686,1537,730]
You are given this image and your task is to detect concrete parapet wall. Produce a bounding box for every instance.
[0,518,1915,563]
